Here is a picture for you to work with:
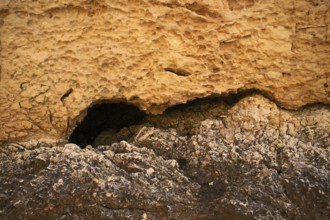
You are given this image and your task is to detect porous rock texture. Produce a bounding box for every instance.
[1,0,330,219]
[0,0,330,142]
[1,95,330,219]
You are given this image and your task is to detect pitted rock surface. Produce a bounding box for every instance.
[0,0,330,142]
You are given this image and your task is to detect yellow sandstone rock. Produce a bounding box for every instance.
[0,0,329,142]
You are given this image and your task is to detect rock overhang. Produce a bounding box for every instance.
[0,0,329,142]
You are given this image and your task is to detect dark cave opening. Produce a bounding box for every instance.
[69,89,273,149]
[69,102,146,149]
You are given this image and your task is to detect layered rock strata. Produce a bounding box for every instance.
[1,95,329,219]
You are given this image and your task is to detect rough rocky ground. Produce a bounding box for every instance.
[1,95,329,219]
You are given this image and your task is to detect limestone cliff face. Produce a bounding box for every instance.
[0,0,329,142]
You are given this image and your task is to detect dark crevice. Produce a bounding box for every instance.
[68,89,263,149]
[60,88,73,103]
[178,159,187,170]
[68,89,329,149]
[69,103,146,148]
[166,89,272,112]
[164,68,191,76]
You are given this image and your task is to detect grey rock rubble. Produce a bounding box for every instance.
[0,95,329,219]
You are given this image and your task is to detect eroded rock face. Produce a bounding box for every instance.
[0,0,329,218]
[0,0,330,142]
[1,95,329,219]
